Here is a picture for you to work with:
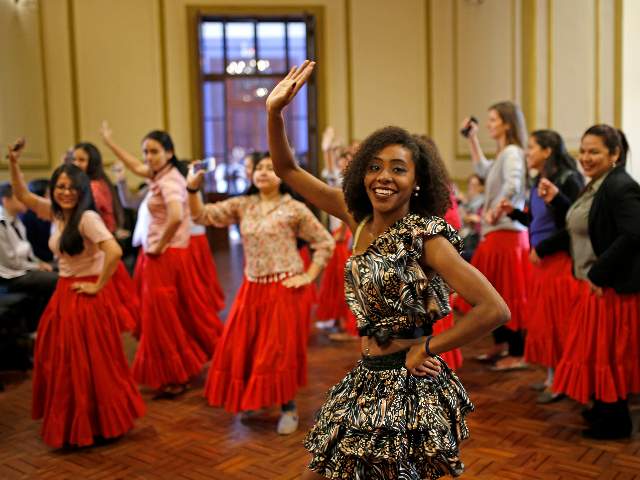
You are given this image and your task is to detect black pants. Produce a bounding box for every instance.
[492,325,525,357]
[1,270,58,331]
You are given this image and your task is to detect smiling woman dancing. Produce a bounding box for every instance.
[266,61,510,480]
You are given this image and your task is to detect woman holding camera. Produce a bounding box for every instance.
[460,103,531,371]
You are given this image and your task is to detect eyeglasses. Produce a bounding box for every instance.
[54,185,77,193]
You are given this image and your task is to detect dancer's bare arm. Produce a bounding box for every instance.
[267,61,356,231]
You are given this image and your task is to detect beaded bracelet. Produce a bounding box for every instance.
[424,335,435,357]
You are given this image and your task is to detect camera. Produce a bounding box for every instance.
[460,116,478,138]
[193,157,216,173]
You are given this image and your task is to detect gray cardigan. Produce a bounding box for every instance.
[474,144,527,235]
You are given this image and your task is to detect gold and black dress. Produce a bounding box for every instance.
[304,214,474,480]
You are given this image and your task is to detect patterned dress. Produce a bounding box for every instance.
[304,213,474,480]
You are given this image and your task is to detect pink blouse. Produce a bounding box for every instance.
[194,194,335,281]
[48,211,113,278]
[147,166,191,250]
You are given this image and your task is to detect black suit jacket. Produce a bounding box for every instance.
[537,165,640,294]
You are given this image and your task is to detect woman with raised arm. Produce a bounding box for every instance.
[101,125,223,397]
[267,61,510,480]
[188,152,334,435]
[8,140,144,448]
[459,102,531,371]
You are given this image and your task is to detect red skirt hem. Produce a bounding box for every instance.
[204,278,311,413]
[132,248,222,388]
[552,283,640,403]
[524,252,577,367]
[32,276,145,448]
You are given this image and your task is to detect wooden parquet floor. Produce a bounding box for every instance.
[1,245,639,479]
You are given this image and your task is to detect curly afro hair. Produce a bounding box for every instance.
[342,126,452,222]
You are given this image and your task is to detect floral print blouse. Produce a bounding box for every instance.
[194,194,334,282]
[345,213,462,346]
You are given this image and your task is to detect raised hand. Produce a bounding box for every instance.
[100,121,113,143]
[321,126,335,152]
[266,60,315,114]
[186,163,206,191]
[6,137,26,163]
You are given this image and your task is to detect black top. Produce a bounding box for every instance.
[538,165,640,294]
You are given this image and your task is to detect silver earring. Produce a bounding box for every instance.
[414,185,420,197]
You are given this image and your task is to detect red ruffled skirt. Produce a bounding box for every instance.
[204,277,313,413]
[433,294,463,370]
[110,261,140,333]
[300,245,318,304]
[524,252,577,368]
[552,283,640,404]
[316,231,352,323]
[32,276,145,448]
[189,233,225,312]
[132,247,223,389]
[458,230,531,331]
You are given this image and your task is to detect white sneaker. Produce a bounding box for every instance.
[276,410,299,435]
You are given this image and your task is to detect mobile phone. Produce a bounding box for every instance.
[5,137,26,159]
[193,157,216,173]
[11,138,26,152]
[460,116,478,138]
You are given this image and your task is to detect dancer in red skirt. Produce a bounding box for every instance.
[317,130,358,339]
[460,102,531,370]
[497,130,584,401]
[8,142,144,448]
[187,153,334,435]
[101,124,223,397]
[71,142,138,332]
[544,125,640,439]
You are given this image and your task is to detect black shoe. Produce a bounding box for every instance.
[581,423,632,440]
[581,406,597,424]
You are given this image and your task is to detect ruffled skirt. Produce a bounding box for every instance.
[552,282,640,404]
[304,350,474,480]
[189,233,225,312]
[132,247,223,388]
[458,230,531,331]
[432,295,463,371]
[204,277,314,412]
[316,232,352,322]
[32,276,145,448]
[111,261,140,333]
[524,252,577,368]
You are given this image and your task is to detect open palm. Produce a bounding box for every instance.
[266,60,315,113]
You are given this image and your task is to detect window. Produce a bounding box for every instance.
[198,16,317,194]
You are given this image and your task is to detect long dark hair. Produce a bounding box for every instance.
[582,124,630,168]
[74,142,124,229]
[49,164,96,256]
[246,152,294,196]
[342,126,452,222]
[530,130,579,180]
[143,130,188,177]
[490,101,528,148]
